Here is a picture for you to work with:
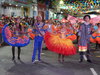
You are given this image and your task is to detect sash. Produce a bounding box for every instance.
[34,22,45,37]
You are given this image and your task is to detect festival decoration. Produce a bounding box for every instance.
[67,14,100,25]
[51,0,100,15]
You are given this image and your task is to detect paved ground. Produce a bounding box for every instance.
[0,41,100,75]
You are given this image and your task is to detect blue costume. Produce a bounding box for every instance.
[2,24,30,60]
[32,22,46,62]
[2,24,30,47]
[79,23,92,52]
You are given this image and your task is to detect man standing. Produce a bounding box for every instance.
[78,15,92,63]
[32,16,45,62]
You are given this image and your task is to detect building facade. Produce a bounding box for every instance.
[0,0,38,17]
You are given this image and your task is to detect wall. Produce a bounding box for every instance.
[0,0,38,17]
[4,7,22,17]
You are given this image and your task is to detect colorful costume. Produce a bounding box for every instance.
[32,22,45,62]
[43,23,53,33]
[78,23,92,52]
[2,24,30,47]
[78,23,92,62]
[44,31,76,56]
[52,25,61,33]
[51,24,76,41]
[28,28,35,39]
[65,27,77,41]
[90,29,100,44]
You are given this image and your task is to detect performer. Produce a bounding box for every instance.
[95,23,100,45]
[65,22,77,41]
[73,20,80,43]
[43,20,53,33]
[90,23,100,46]
[51,22,59,33]
[44,22,76,62]
[0,21,4,46]
[32,16,45,62]
[61,18,77,41]
[78,15,92,63]
[95,23,100,49]
[2,19,30,60]
[58,24,67,62]
[42,20,54,50]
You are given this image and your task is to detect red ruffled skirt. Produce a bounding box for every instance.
[44,32,76,56]
[90,32,100,44]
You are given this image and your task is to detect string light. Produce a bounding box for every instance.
[60,0,64,5]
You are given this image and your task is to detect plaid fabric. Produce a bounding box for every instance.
[78,23,92,52]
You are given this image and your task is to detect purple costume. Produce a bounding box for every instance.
[78,23,92,52]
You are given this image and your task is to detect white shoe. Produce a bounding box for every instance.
[32,60,42,64]
[32,60,38,63]
[35,60,39,62]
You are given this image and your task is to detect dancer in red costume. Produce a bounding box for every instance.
[61,18,77,41]
[52,22,61,33]
[65,22,77,41]
[90,23,100,44]
[44,22,76,62]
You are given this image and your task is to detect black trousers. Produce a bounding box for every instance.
[95,42,100,49]
[12,46,21,58]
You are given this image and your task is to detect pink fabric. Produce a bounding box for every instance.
[67,15,100,25]
[67,15,83,24]
[90,16,100,25]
